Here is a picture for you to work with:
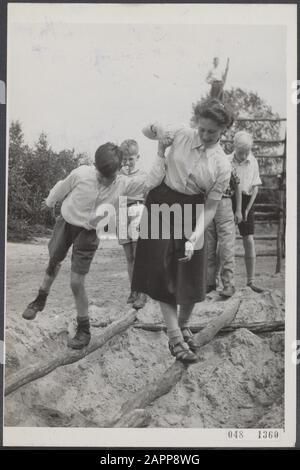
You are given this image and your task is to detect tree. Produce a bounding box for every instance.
[8,121,32,220]
[8,121,89,240]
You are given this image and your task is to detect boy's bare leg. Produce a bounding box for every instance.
[122,243,135,282]
[131,241,147,309]
[122,243,137,304]
[41,261,62,293]
[243,235,263,293]
[243,235,256,283]
[70,272,89,318]
[68,272,90,349]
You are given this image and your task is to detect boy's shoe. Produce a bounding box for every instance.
[206,284,217,294]
[133,292,147,310]
[127,291,138,304]
[68,317,91,349]
[247,282,264,294]
[67,328,91,349]
[219,285,236,298]
[22,289,48,320]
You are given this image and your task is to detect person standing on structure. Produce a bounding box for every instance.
[206,57,230,101]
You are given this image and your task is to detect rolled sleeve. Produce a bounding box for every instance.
[45,168,79,207]
[207,162,231,201]
[142,122,182,143]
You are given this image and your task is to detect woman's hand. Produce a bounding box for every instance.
[178,239,195,263]
[157,138,172,158]
[185,240,195,261]
[235,210,243,224]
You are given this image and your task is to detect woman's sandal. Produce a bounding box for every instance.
[169,341,198,364]
[181,328,200,353]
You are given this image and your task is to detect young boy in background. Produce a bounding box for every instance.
[118,139,147,309]
[230,130,264,293]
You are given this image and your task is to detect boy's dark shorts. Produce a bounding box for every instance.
[232,194,255,237]
[48,216,99,275]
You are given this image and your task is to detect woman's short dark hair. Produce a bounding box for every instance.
[191,98,234,129]
[94,142,122,177]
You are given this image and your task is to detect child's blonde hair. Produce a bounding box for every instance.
[120,139,139,157]
[234,131,253,150]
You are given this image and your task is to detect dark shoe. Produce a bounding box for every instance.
[68,317,91,349]
[247,282,264,294]
[219,285,236,298]
[169,341,198,364]
[181,327,200,353]
[127,291,138,304]
[67,328,91,349]
[133,292,147,310]
[22,289,48,320]
[206,284,217,294]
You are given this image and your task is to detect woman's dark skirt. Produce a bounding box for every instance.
[131,182,207,305]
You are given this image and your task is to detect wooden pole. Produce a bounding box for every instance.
[5,309,137,396]
[133,320,284,334]
[276,131,286,273]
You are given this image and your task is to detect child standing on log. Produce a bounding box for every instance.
[22,143,166,349]
[118,139,147,309]
[229,131,263,293]
[132,98,233,364]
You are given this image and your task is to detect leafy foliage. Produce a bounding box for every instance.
[8,121,89,240]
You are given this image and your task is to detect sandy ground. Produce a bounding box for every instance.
[4,233,285,428]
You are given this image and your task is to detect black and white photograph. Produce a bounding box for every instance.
[2,3,297,447]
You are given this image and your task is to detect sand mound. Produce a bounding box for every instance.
[5,288,284,428]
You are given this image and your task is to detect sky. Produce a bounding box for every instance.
[8,9,287,170]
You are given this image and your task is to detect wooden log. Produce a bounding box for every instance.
[5,309,137,396]
[111,298,241,426]
[236,252,276,257]
[221,139,285,145]
[133,320,284,334]
[235,118,286,122]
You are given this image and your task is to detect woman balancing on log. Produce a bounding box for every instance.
[132,98,234,364]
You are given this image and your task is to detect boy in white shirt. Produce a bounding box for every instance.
[22,142,165,348]
[229,131,263,293]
